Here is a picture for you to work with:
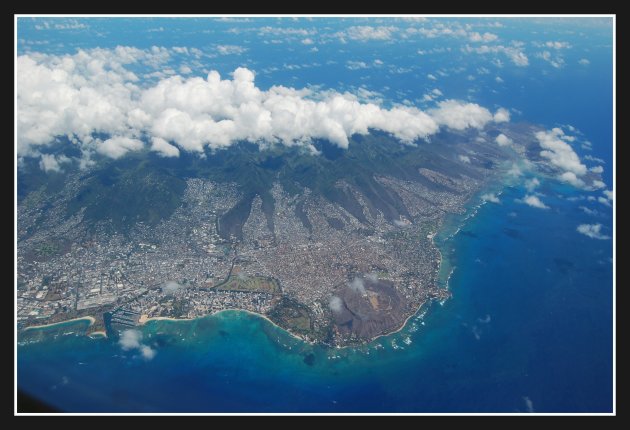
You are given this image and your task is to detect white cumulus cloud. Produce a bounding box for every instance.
[464,44,529,67]
[329,296,343,313]
[39,154,71,172]
[429,100,494,130]
[348,277,366,295]
[119,329,157,360]
[345,26,397,41]
[18,49,510,165]
[493,108,511,123]
[216,45,247,55]
[119,329,142,350]
[495,133,512,146]
[558,171,585,187]
[544,41,571,49]
[522,194,549,209]
[590,165,604,174]
[469,32,498,43]
[151,137,180,158]
[481,193,500,203]
[577,223,610,240]
[525,177,540,192]
[97,137,144,159]
[163,280,183,294]
[535,128,587,177]
[603,189,613,201]
[140,345,157,360]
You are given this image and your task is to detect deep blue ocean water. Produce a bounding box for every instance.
[17,17,613,412]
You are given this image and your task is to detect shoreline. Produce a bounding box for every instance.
[368,300,430,345]
[141,309,313,344]
[88,330,107,338]
[22,316,95,332]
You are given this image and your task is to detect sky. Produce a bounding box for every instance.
[16,16,614,190]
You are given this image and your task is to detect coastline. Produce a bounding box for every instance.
[22,316,96,332]
[141,309,314,344]
[368,301,430,345]
[88,330,107,338]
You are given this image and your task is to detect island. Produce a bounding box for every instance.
[17,124,603,346]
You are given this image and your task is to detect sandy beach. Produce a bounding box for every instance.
[142,316,191,324]
[22,316,96,332]
[88,331,107,338]
[139,309,310,343]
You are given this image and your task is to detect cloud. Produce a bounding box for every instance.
[151,137,180,158]
[469,32,498,42]
[590,165,604,174]
[365,273,378,282]
[18,50,510,164]
[603,189,613,201]
[524,177,540,192]
[598,197,611,207]
[591,180,606,189]
[119,329,157,360]
[406,24,467,39]
[163,280,183,294]
[495,133,512,146]
[584,155,605,164]
[579,58,590,66]
[558,171,585,187]
[458,155,471,163]
[481,193,500,203]
[329,296,343,313]
[543,41,571,49]
[464,44,529,67]
[579,206,599,216]
[521,194,549,209]
[178,65,192,74]
[216,45,247,55]
[140,345,157,360]
[97,137,144,159]
[536,51,565,68]
[535,129,587,177]
[35,19,89,31]
[577,223,610,240]
[508,163,522,177]
[429,100,506,131]
[301,38,314,45]
[345,26,397,41]
[493,108,511,123]
[427,74,437,80]
[39,154,71,172]
[523,397,535,413]
[258,26,313,37]
[346,60,369,70]
[119,329,142,350]
[348,277,366,295]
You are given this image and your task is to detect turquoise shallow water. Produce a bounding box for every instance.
[17,180,613,412]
